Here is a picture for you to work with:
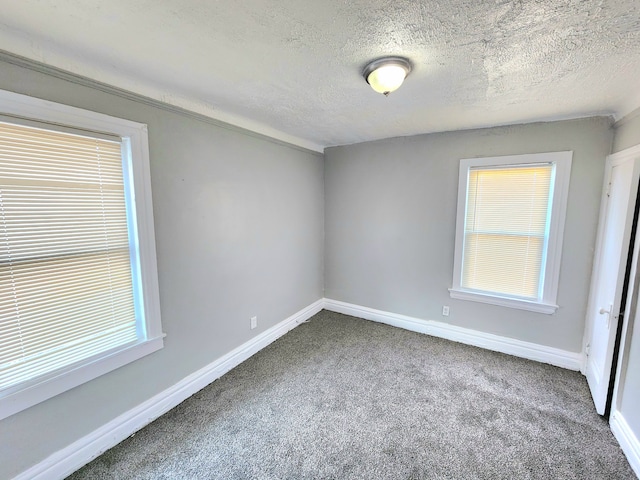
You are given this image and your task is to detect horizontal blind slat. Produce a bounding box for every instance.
[0,327,138,389]
[0,119,140,393]
[463,164,553,299]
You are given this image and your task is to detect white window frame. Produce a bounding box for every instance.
[449,151,573,314]
[0,89,164,420]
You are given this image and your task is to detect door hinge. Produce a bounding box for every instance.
[585,343,591,356]
[606,181,612,197]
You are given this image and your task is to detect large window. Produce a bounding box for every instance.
[450,152,572,314]
[0,90,163,419]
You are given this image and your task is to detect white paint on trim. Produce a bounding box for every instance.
[13,298,591,479]
[448,288,558,314]
[450,152,572,315]
[580,349,588,375]
[585,354,606,414]
[324,299,583,370]
[14,299,324,480]
[610,411,640,478]
[614,106,640,129]
[0,89,165,421]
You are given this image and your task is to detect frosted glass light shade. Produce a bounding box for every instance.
[363,57,412,95]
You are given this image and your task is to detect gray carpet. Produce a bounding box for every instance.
[68,310,636,479]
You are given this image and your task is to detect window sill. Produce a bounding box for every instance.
[0,335,165,420]
[448,288,558,314]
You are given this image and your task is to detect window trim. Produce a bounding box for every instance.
[449,151,573,314]
[0,89,163,420]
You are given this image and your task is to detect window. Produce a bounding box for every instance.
[0,90,163,419]
[450,152,572,314]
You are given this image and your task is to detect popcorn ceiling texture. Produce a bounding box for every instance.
[0,0,639,148]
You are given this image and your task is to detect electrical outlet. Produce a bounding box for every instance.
[442,306,450,316]
[250,316,258,330]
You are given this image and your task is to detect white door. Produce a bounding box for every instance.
[584,151,640,415]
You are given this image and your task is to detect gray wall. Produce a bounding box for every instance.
[613,109,640,153]
[612,112,640,454]
[0,61,324,478]
[325,118,613,352]
[0,56,628,478]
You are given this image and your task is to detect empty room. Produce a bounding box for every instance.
[1,1,640,479]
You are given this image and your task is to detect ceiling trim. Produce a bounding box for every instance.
[0,49,324,155]
[614,106,640,129]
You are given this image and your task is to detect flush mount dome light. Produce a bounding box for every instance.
[363,57,412,96]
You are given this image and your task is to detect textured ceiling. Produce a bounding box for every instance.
[1,0,640,151]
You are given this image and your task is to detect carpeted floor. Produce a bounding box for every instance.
[68,310,636,479]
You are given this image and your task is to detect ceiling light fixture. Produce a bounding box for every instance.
[363,57,412,96]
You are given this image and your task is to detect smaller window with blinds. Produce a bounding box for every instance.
[0,89,163,420]
[450,152,572,314]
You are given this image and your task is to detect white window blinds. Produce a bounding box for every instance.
[462,164,553,299]
[0,120,138,393]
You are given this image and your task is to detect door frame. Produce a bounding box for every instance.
[609,144,640,477]
[582,145,640,415]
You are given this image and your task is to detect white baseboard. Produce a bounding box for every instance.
[611,411,640,478]
[15,299,324,480]
[14,297,586,479]
[323,299,583,371]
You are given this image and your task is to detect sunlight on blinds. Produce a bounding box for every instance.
[462,165,553,299]
[0,121,137,392]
